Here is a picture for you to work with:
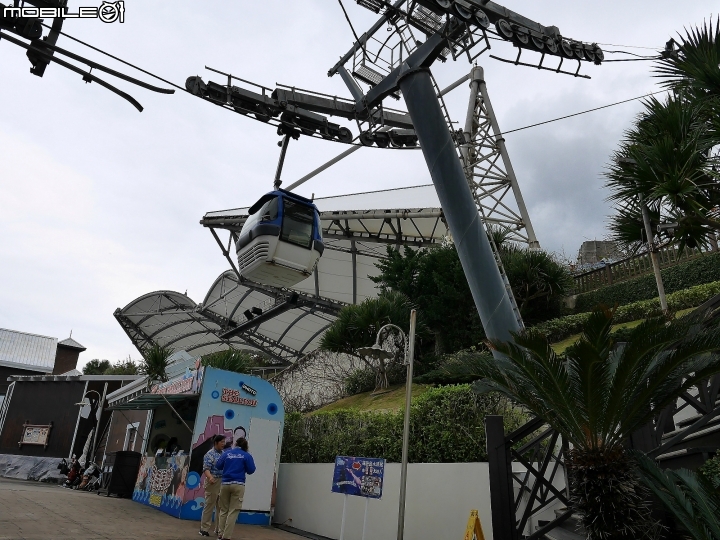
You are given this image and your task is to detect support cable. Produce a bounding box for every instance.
[39,22,187,93]
[499,89,667,136]
[337,0,368,59]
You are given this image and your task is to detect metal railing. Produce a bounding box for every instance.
[573,245,710,294]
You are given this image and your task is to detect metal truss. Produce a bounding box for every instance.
[322,209,447,248]
[487,417,571,540]
[460,66,539,248]
[114,277,341,364]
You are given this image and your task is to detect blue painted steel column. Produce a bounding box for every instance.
[398,67,521,343]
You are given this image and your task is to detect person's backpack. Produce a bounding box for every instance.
[57,459,70,475]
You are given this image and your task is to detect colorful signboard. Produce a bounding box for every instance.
[151,365,204,395]
[331,456,385,499]
[131,367,284,527]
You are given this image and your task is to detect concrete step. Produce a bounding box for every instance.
[543,526,585,540]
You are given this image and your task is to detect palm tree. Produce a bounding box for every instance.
[202,348,255,374]
[655,19,720,100]
[636,453,720,540]
[500,244,573,323]
[138,343,173,383]
[605,95,720,252]
[320,291,419,390]
[449,308,720,539]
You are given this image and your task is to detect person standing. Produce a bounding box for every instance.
[215,437,256,540]
[199,435,226,537]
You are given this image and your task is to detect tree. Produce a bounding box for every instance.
[606,95,720,252]
[371,244,572,353]
[138,343,173,383]
[371,244,484,355]
[500,244,573,324]
[320,291,419,390]
[104,357,139,375]
[656,19,720,101]
[606,20,720,253]
[201,349,255,374]
[82,359,111,375]
[447,308,720,539]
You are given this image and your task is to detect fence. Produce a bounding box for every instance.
[573,245,707,294]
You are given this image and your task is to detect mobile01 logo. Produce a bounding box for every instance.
[3,1,125,23]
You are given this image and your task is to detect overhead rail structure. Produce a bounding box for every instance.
[116,190,449,363]
[0,1,174,110]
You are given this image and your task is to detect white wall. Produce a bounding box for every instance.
[275,463,495,540]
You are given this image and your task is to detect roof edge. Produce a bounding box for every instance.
[0,360,54,374]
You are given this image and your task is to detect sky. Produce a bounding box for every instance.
[0,1,717,367]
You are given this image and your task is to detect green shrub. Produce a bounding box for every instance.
[699,454,720,489]
[344,369,377,396]
[415,349,490,385]
[281,385,525,463]
[534,280,720,342]
[575,252,720,312]
[344,365,407,396]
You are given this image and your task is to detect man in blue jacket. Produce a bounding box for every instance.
[215,437,256,540]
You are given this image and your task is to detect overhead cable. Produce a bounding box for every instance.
[337,0,368,59]
[39,22,187,93]
[500,90,667,136]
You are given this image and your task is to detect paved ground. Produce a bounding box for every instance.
[0,478,301,540]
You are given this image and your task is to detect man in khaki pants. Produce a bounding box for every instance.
[215,437,256,540]
[199,435,227,537]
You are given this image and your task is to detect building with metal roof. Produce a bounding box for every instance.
[0,328,87,399]
[114,187,447,364]
[0,328,57,373]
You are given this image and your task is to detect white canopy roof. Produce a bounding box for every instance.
[115,186,448,363]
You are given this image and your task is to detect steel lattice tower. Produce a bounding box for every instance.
[461,66,540,249]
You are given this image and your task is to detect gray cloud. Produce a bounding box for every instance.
[0,0,716,364]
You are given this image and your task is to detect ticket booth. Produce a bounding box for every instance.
[106,364,284,526]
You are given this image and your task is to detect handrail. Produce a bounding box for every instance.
[572,244,712,295]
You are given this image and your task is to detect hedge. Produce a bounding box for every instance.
[533,280,720,343]
[281,385,525,463]
[574,252,720,312]
[699,454,720,488]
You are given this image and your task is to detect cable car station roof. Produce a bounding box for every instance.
[115,187,448,364]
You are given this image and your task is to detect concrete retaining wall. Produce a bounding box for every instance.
[274,463,495,540]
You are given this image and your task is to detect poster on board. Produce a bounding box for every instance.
[179,367,284,525]
[331,456,385,499]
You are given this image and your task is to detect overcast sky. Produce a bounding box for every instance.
[1,1,716,366]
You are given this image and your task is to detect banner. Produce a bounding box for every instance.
[331,456,385,499]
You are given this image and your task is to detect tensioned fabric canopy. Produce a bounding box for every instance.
[115,186,448,364]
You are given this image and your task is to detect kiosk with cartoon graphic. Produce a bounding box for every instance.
[107,364,284,526]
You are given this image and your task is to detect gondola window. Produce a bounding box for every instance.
[281,199,314,249]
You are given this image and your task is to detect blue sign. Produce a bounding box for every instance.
[331,456,385,499]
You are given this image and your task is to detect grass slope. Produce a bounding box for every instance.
[314,383,432,413]
[551,307,696,354]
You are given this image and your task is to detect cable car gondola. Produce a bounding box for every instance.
[236,189,324,288]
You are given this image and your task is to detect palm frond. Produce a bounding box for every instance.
[201,348,255,374]
[655,18,720,99]
[636,453,720,540]
[139,343,173,383]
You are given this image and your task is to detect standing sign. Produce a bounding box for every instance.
[332,456,385,540]
[332,456,385,498]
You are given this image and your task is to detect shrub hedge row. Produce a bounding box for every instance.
[574,252,720,312]
[533,280,720,343]
[281,385,525,463]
